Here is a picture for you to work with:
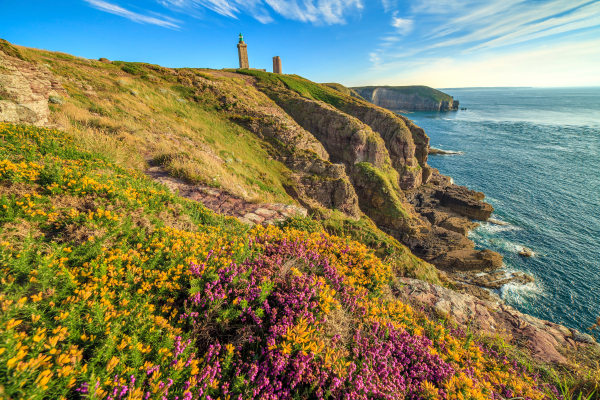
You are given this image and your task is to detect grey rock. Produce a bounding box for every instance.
[48,96,63,105]
[570,329,596,344]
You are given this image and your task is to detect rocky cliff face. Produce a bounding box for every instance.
[173,70,362,219]
[0,47,65,126]
[242,74,422,236]
[276,96,389,169]
[403,168,503,273]
[329,98,426,190]
[355,87,459,112]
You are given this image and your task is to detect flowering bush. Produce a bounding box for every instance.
[0,123,557,399]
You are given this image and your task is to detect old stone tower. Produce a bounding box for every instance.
[237,33,249,69]
[273,56,282,74]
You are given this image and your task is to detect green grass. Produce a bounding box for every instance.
[238,70,349,108]
[8,46,296,204]
[0,38,30,62]
[356,162,409,219]
[321,83,365,100]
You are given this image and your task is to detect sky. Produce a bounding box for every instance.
[1,0,599,88]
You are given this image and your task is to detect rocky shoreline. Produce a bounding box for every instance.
[394,277,599,365]
[402,167,535,299]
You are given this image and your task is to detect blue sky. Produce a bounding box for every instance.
[2,0,599,87]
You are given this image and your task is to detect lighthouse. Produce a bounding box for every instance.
[237,33,249,69]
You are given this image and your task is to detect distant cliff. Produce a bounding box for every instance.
[352,85,459,111]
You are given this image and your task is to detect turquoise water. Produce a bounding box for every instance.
[402,87,600,332]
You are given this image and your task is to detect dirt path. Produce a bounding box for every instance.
[145,166,307,225]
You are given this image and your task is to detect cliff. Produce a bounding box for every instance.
[1,39,598,399]
[353,85,459,111]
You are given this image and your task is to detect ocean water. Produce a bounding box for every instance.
[402,87,600,333]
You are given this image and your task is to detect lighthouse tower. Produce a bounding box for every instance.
[237,33,249,69]
[273,56,282,74]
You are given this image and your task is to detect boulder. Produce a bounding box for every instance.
[433,248,503,272]
[435,185,493,221]
[0,48,66,126]
[439,216,479,236]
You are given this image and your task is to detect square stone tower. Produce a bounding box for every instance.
[237,33,249,69]
[273,56,282,74]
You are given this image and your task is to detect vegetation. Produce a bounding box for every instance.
[238,69,350,109]
[0,122,578,400]
[353,85,454,104]
[279,212,442,286]
[0,39,29,62]
[5,45,294,204]
[1,42,599,399]
[356,162,409,219]
[321,83,366,100]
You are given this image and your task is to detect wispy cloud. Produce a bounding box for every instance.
[371,0,600,69]
[159,0,362,25]
[391,14,413,34]
[381,0,397,13]
[84,0,181,28]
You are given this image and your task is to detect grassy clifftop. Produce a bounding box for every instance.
[321,83,365,100]
[353,85,454,104]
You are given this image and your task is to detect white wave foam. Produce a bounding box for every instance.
[476,221,523,234]
[468,222,523,241]
[500,279,543,305]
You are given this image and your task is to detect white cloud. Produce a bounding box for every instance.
[391,16,413,34]
[466,2,600,51]
[159,0,362,24]
[381,0,397,13]
[426,0,597,50]
[84,0,181,28]
[371,0,600,71]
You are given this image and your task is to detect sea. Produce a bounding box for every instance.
[401,87,600,333]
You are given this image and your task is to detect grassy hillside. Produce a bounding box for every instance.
[7,44,294,204]
[238,70,351,109]
[321,83,365,100]
[0,121,574,400]
[353,85,454,103]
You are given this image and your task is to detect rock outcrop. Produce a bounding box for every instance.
[329,97,426,190]
[353,86,459,112]
[435,185,493,221]
[0,45,65,126]
[403,169,504,274]
[283,156,361,218]
[276,96,389,169]
[146,165,308,225]
[394,277,599,365]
